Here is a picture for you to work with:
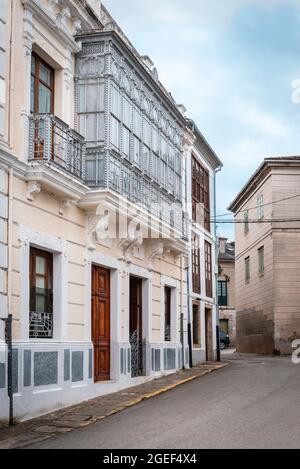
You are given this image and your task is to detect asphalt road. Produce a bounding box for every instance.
[29,352,300,449]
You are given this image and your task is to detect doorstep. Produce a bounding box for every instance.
[0,362,228,449]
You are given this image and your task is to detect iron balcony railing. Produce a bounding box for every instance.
[28,114,85,179]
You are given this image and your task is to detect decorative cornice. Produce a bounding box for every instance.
[21,0,81,53]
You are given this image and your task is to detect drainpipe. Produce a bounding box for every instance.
[214,166,222,362]
[184,138,193,369]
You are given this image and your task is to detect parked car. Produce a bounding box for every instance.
[219,330,230,349]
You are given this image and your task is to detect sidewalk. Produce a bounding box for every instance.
[0,362,227,449]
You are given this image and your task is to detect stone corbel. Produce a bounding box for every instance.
[59,198,78,215]
[57,6,71,27]
[47,0,60,17]
[117,224,143,262]
[72,18,82,33]
[26,181,41,201]
[87,211,110,251]
[147,240,164,270]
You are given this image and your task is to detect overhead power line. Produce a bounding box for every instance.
[212,218,300,224]
[214,193,300,218]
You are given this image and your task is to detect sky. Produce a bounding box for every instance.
[104,0,300,240]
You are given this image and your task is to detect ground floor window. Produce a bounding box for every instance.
[29,247,53,338]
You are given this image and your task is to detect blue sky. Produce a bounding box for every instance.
[104,0,300,239]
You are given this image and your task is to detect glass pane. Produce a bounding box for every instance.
[38,83,51,113]
[39,62,52,86]
[30,76,35,113]
[36,256,46,275]
[36,294,46,312]
[36,276,45,289]
[31,55,35,74]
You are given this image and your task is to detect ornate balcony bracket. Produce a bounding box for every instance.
[147,240,164,270]
[117,224,143,262]
[59,198,79,215]
[26,181,41,201]
[87,211,111,251]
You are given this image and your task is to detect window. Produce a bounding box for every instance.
[31,53,54,115]
[192,233,201,294]
[244,210,249,234]
[29,247,53,338]
[257,195,264,220]
[245,256,250,282]
[258,246,264,274]
[164,287,171,341]
[111,116,120,149]
[111,85,121,119]
[122,126,130,157]
[192,156,210,232]
[205,241,212,297]
[192,304,200,346]
[133,135,141,166]
[218,280,228,306]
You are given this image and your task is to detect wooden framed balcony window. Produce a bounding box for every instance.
[192,155,210,232]
[205,240,212,298]
[192,233,201,294]
[30,53,54,158]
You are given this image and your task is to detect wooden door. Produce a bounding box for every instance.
[129,276,144,377]
[205,308,213,362]
[92,265,110,381]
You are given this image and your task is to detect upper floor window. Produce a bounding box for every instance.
[192,233,201,294]
[245,256,250,283]
[218,280,228,306]
[205,241,212,297]
[244,210,249,234]
[29,247,53,339]
[31,53,54,114]
[258,246,265,275]
[192,156,210,232]
[257,194,264,220]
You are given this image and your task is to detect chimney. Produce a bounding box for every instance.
[218,237,227,254]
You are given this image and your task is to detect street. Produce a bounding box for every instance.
[28,353,300,449]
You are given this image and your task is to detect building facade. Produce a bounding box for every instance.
[184,121,222,365]
[229,157,300,355]
[0,0,221,421]
[218,237,236,346]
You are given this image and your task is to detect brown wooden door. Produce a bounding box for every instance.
[205,308,213,362]
[129,276,144,377]
[92,265,110,381]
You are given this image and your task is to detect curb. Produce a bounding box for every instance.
[1,362,228,449]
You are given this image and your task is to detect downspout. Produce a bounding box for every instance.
[7,167,13,316]
[214,166,222,361]
[184,138,193,369]
[8,0,14,147]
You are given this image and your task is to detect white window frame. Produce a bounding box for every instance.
[160,275,179,344]
[19,226,68,342]
[257,194,264,220]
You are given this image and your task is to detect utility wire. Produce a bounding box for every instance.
[213,218,300,224]
[214,193,300,218]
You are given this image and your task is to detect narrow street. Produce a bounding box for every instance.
[28,353,300,449]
